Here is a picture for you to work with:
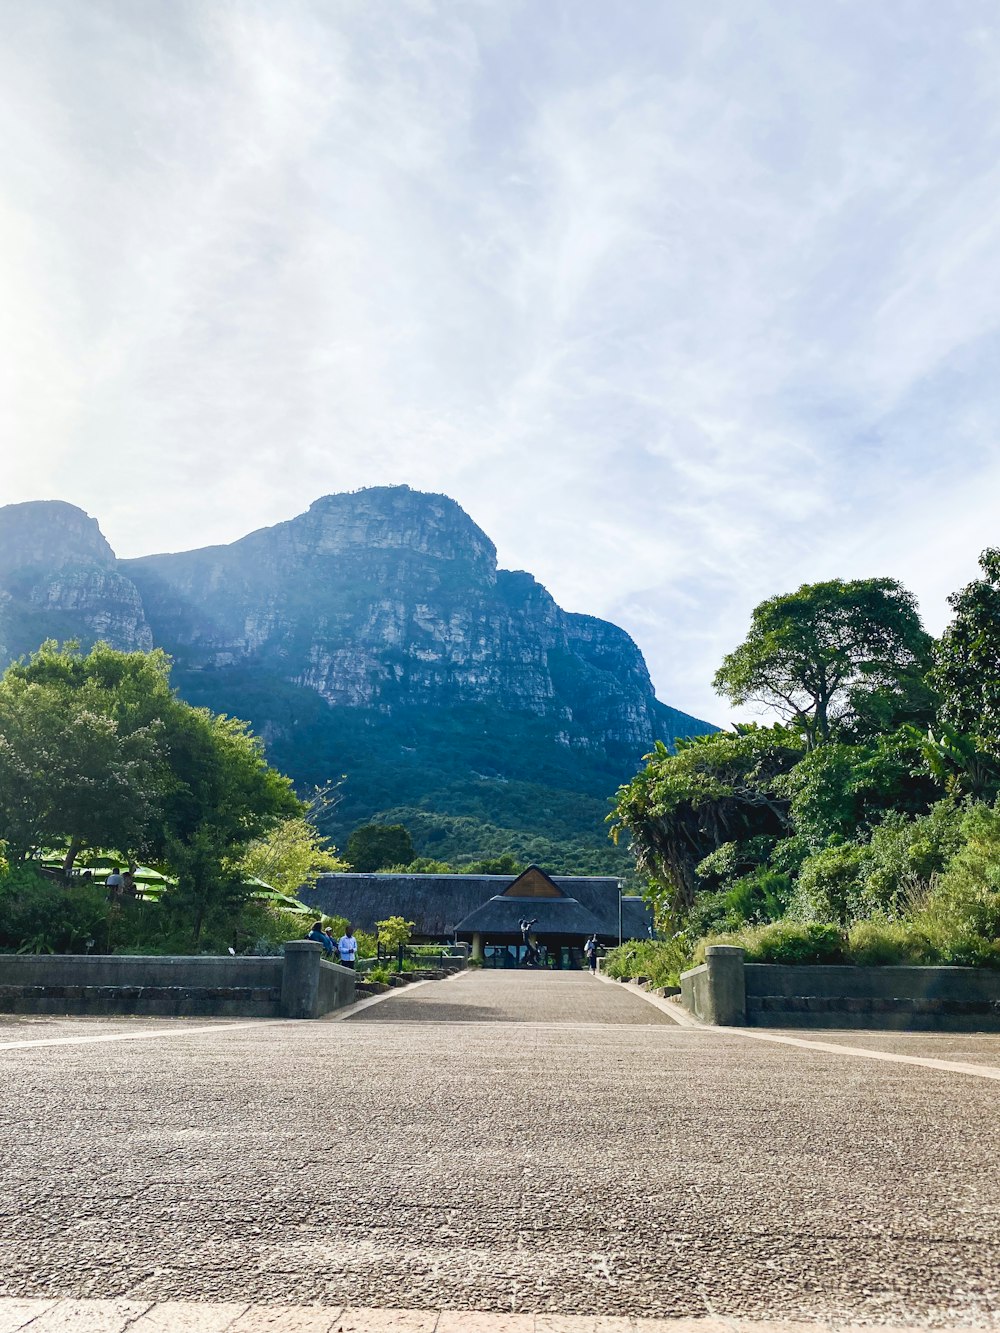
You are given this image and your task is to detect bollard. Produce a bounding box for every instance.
[281,940,322,1019]
[704,945,746,1025]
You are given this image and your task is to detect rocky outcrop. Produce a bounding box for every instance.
[0,501,152,665]
[0,488,713,756]
[122,486,709,750]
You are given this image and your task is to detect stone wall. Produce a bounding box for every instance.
[0,943,355,1019]
[680,949,1000,1030]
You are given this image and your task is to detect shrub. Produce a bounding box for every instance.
[724,868,792,925]
[860,801,965,916]
[791,843,869,925]
[847,919,936,966]
[375,915,414,954]
[602,936,692,988]
[696,921,846,965]
[0,867,109,954]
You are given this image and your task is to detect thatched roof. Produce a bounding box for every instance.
[452,894,603,938]
[302,869,654,942]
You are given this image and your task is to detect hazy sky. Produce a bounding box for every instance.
[3,1,1000,726]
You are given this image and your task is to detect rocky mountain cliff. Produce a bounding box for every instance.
[121,487,700,753]
[0,500,151,667]
[0,488,714,871]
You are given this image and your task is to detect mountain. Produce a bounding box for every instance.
[0,488,716,872]
[0,500,151,667]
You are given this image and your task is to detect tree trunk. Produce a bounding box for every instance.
[62,836,82,874]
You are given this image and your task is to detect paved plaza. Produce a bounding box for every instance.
[1,971,999,1330]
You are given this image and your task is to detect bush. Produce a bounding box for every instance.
[602,936,692,988]
[0,867,109,954]
[791,843,869,924]
[847,919,936,966]
[860,801,965,916]
[724,868,792,926]
[696,921,846,965]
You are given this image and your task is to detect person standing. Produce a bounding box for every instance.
[584,934,599,974]
[337,924,358,969]
[307,920,335,957]
[518,917,539,966]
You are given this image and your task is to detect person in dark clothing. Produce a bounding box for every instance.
[307,920,334,957]
[518,917,540,966]
[584,934,599,973]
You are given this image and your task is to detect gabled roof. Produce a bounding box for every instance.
[501,866,564,899]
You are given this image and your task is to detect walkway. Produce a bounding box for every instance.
[2,971,998,1328]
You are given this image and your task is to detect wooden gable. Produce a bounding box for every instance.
[501,866,564,899]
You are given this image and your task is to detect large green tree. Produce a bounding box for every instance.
[714,578,933,747]
[610,725,803,919]
[0,642,301,942]
[935,549,1000,757]
[0,645,172,864]
[240,816,346,896]
[346,822,415,872]
[156,706,300,941]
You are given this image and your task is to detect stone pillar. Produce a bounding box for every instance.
[281,940,322,1019]
[471,933,484,962]
[704,945,746,1025]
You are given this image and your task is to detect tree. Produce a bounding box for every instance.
[156,707,300,942]
[463,854,524,874]
[714,579,933,747]
[240,816,346,896]
[610,725,803,920]
[935,549,1000,757]
[0,647,173,865]
[375,915,415,953]
[346,823,414,872]
[0,642,301,944]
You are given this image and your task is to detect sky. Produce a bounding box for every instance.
[3,1,1000,727]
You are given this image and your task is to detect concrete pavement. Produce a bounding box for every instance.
[1,970,998,1327]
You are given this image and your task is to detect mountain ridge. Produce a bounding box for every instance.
[0,487,715,871]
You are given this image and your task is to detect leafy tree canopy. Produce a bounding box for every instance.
[239,816,346,896]
[346,822,415,872]
[714,578,933,746]
[0,642,176,864]
[0,642,301,944]
[935,548,1000,757]
[375,915,414,953]
[610,725,803,919]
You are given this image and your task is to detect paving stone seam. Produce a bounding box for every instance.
[591,972,698,1026]
[0,1300,984,1332]
[597,971,1000,1082]
[0,1019,288,1053]
[724,1026,1000,1082]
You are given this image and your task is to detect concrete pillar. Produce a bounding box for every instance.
[471,933,483,962]
[704,945,746,1025]
[281,941,322,1019]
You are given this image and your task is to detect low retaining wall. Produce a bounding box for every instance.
[680,948,1000,1030]
[0,941,355,1019]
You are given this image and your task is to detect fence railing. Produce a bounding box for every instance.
[358,943,469,975]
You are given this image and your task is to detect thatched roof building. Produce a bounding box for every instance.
[302,865,653,944]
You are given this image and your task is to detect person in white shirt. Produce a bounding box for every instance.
[337,925,358,968]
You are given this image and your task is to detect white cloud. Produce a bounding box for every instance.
[3,0,1000,727]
